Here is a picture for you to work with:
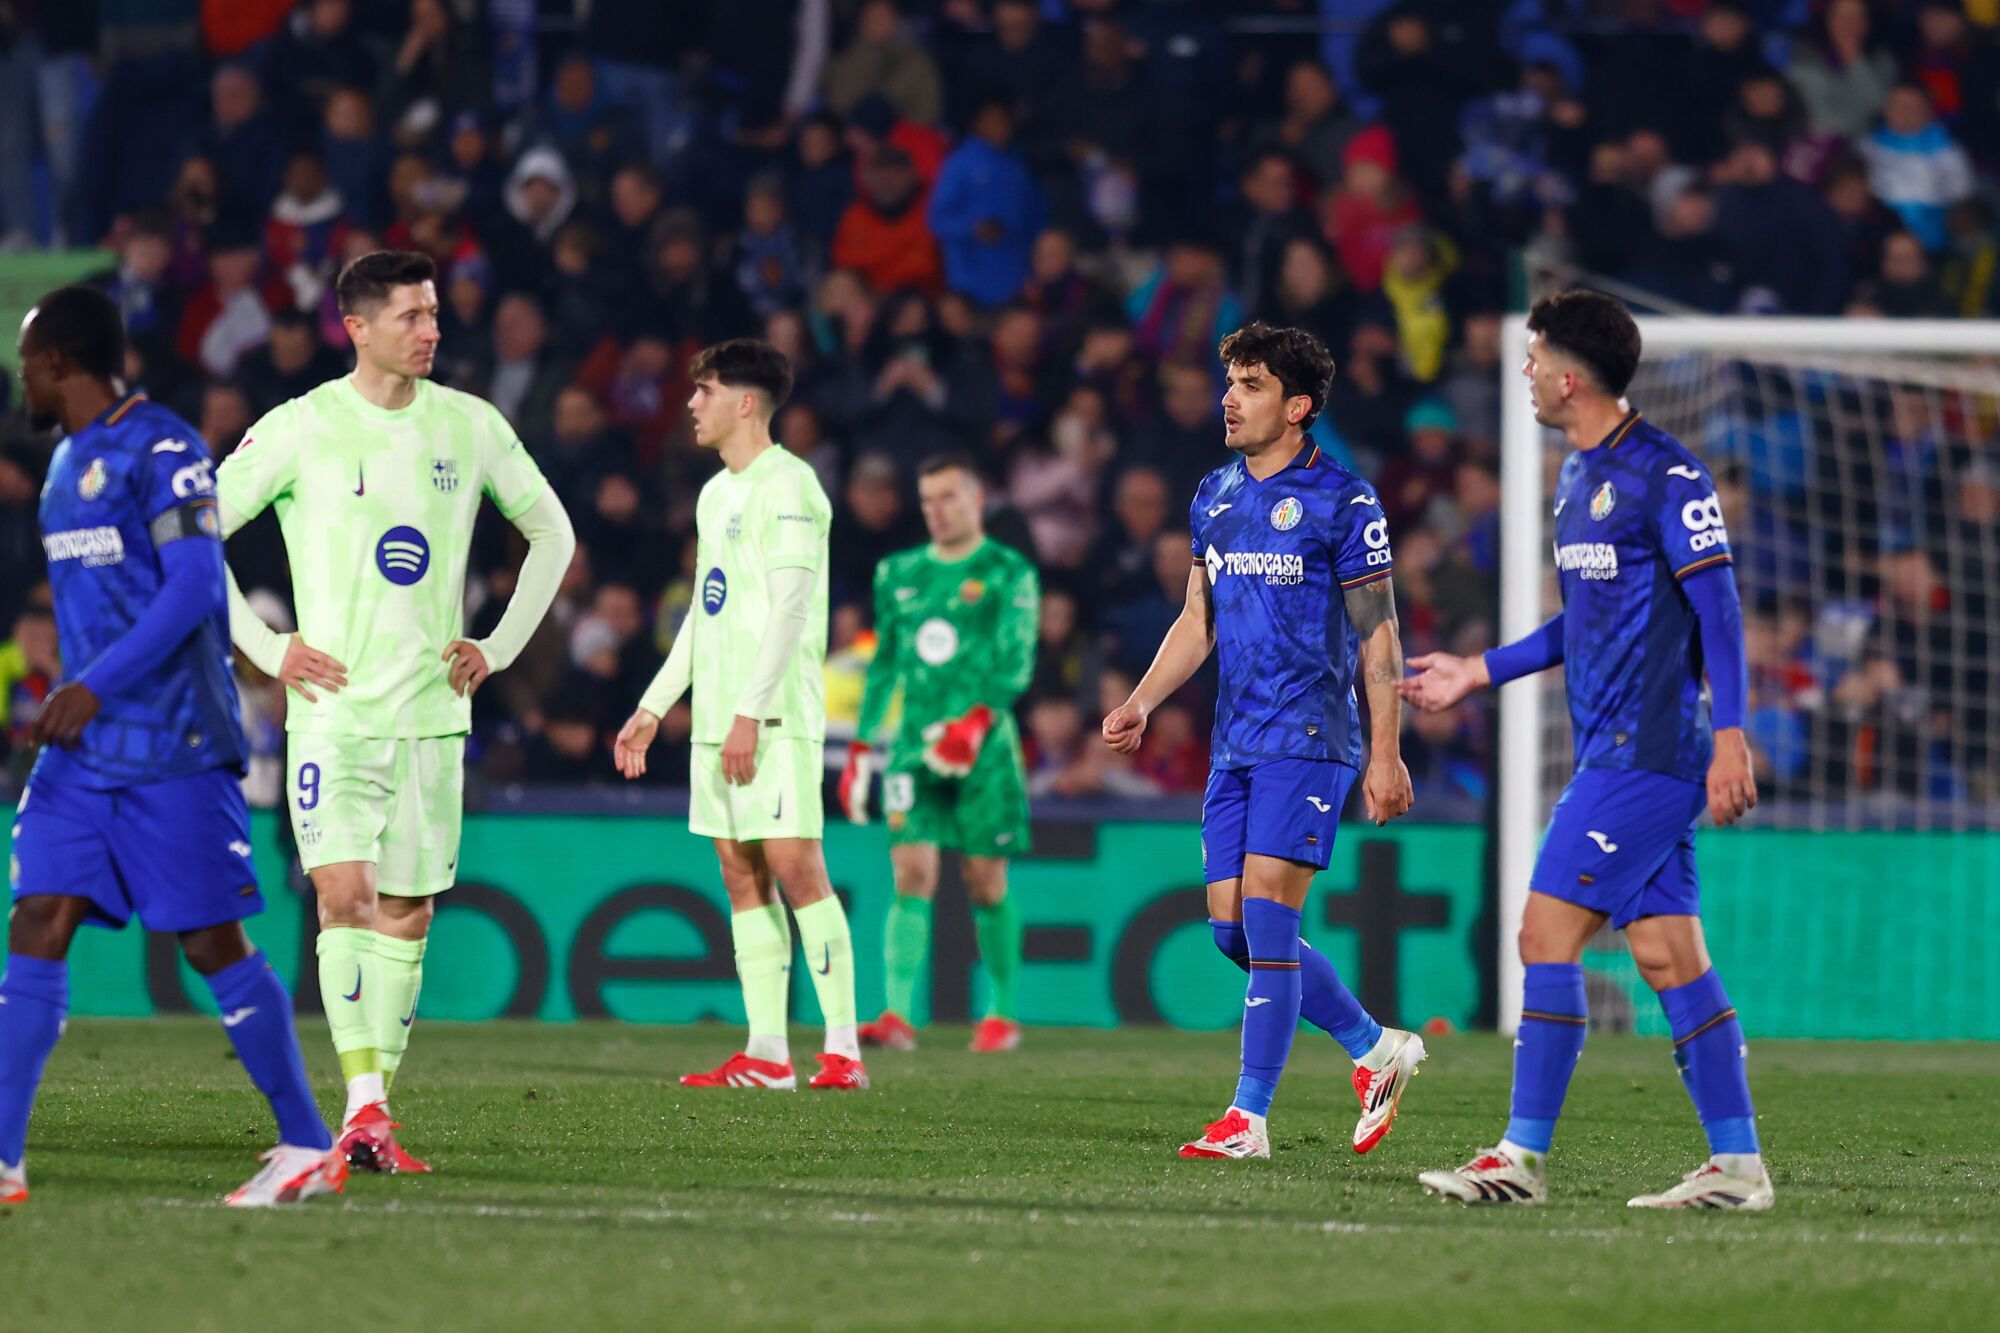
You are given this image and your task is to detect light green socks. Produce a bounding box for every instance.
[882,894,933,1021]
[370,934,426,1093]
[316,926,380,1085]
[974,897,1023,1022]
[732,904,793,1064]
[793,895,859,1058]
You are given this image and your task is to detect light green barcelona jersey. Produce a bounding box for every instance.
[214,376,549,739]
[689,444,832,745]
[857,538,1039,768]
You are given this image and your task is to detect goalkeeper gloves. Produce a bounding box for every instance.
[839,742,876,824]
[922,704,994,778]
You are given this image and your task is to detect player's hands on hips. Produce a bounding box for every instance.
[1398,651,1488,713]
[279,633,347,702]
[614,708,659,779]
[839,742,875,823]
[1101,698,1148,754]
[722,714,760,785]
[31,681,101,749]
[1706,727,1758,827]
[442,640,491,697]
[1362,754,1415,826]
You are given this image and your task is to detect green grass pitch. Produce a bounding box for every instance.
[5,1020,1994,1331]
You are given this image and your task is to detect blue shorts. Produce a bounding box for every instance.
[10,767,263,933]
[1530,767,1706,929]
[1201,758,1358,883]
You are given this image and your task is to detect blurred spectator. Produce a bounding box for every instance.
[1009,385,1116,570]
[271,0,379,135]
[824,0,944,128]
[1027,583,1102,712]
[1087,466,1174,616]
[1377,224,1458,383]
[725,174,812,324]
[237,307,345,416]
[1379,399,1461,538]
[205,63,288,221]
[548,219,624,350]
[1861,85,1975,252]
[1324,318,1415,462]
[1439,311,1501,458]
[952,303,1055,450]
[833,452,923,608]
[94,212,185,373]
[1322,125,1422,293]
[1714,139,1849,314]
[1355,4,1484,215]
[1939,200,2000,317]
[1252,59,1360,190]
[791,112,855,260]
[1787,0,1900,140]
[1126,359,1224,503]
[851,291,959,471]
[321,86,390,228]
[1866,229,1952,318]
[1021,227,1122,359]
[1229,150,1318,321]
[833,146,943,297]
[475,293,571,445]
[487,146,576,300]
[0,448,45,628]
[533,55,636,206]
[265,151,350,311]
[0,606,59,780]
[953,0,1075,164]
[930,98,1046,310]
[1625,184,1739,314]
[575,328,685,467]
[1104,528,1194,679]
[1126,238,1242,367]
[385,0,490,132]
[178,218,281,378]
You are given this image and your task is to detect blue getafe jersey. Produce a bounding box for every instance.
[35,395,245,789]
[1552,412,1732,784]
[1189,443,1393,770]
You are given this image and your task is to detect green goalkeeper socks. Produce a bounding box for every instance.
[731,904,793,1064]
[974,897,1023,1022]
[883,894,933,1021]
[316,927,380,1082]
[370,933,426,1093]
[793,895,859,1058]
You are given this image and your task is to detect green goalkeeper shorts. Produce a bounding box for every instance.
[286,734,464,897]
[884,729,1031,857]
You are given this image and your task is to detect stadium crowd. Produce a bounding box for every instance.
[2,0,1999,809]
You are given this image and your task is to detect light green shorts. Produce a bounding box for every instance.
[287,733,465,896]
[689,738,825,844]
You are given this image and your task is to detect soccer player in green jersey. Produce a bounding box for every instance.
[837,455,1039,1054]
[613,339,867,1091]
[215,252,576,1169]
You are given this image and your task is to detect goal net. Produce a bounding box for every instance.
[1497,317,2000,1035]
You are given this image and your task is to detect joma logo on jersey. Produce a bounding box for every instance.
[1215,550,1306,584]
[1555,542,1619,579]
[1681,493,1729,551]
[43,526,125,567]
[375,526,431,585]
[703,567,728,614]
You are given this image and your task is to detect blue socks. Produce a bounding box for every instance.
[1211,919,1383,1058]
[0,955,70,1166]
[1504,961,1588,1154]
[204,952,333,1151]
[1233,899,1303,1117]
[1660,968,1759,1155]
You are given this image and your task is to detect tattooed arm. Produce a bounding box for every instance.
[1344,575,1414,825]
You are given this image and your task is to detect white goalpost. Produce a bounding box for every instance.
[1497,316,2000,1033]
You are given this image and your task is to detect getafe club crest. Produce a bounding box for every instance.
[1589,481,1616,521]
[78,457,108,500]
[1269,496,1303,531]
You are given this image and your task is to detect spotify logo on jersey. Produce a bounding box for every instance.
[376,526,431,585]
[702,567,728,614]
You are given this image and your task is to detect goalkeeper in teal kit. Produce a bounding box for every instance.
[839,455,1039,1054]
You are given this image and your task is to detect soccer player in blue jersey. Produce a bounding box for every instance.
[1103,322,1424,1161]
[1,287,343,1208]
[1403,290,1771,1210]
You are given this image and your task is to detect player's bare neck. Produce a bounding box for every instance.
[931,532,983,563]
[1566,396,1633,452]
[718,424,776,474]
[349,365,420,413]
[1243,430,1308,481]
[61,380,120,436]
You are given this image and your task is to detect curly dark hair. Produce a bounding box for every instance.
[688,337,794,413]
[1526,289,1641,396]
[1216,322,1335,432]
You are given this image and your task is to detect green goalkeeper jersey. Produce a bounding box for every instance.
[858,537,1040,767]
[688,443,833,745]
[214,376,549,739]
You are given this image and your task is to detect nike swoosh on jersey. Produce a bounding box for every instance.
[352,465,365,496]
